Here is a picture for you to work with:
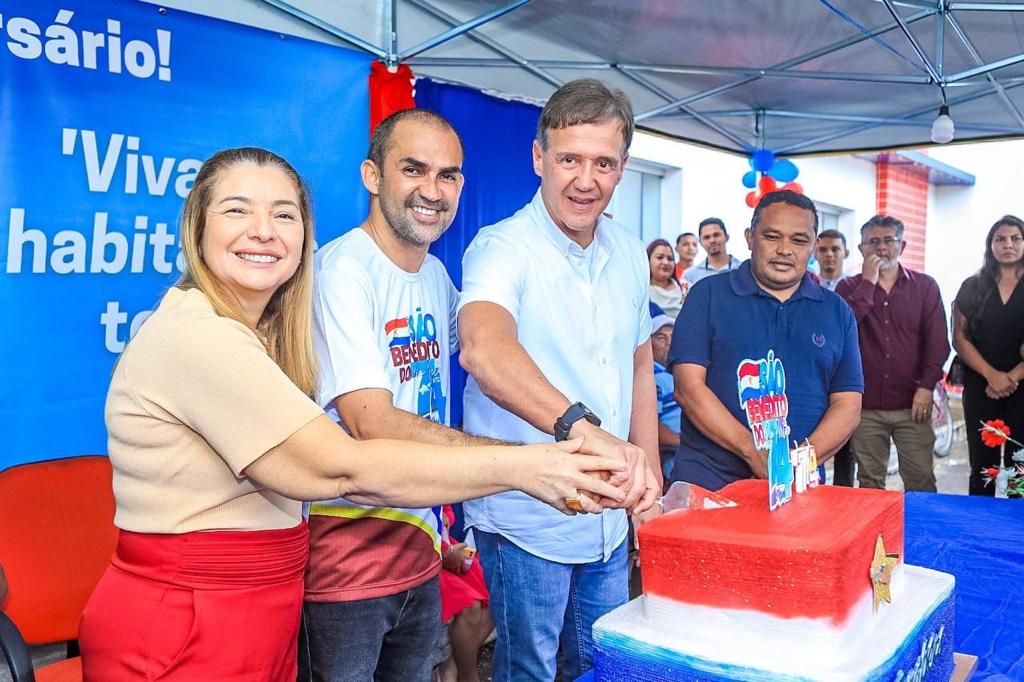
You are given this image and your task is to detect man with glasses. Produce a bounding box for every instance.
[836,215,949,492]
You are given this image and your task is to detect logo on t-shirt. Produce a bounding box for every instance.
[385,308,445,423]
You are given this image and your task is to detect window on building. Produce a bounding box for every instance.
[607,166,663,244]
[818,207,840,233]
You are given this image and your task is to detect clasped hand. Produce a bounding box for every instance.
[568,420,659,516]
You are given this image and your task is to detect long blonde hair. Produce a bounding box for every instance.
[177,147,318,396]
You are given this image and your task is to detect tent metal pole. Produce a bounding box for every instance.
[259,0,387,58]
[935,1,945,78]
[946,51,1024,82]
[409,58,611,69]
[946,12,1024,127]
[752,109,1019,133]
[871,0,942,8]
[615,68,753,151]
[398,0,534,61]
[656,110,753,118]
[948,2,1024,9]
[383,0,397,66]
[881,0,943,83]
[636,8,936,120]
[622,63,930,84]
[410,58,928,84]
[777,79,1024,152]
[656,109,1019,133]
[405,0,562,87]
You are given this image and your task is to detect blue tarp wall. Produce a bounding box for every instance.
[419,79,542,428]
[0,0,371,469]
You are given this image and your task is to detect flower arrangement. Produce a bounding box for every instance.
[979,420,1024,499]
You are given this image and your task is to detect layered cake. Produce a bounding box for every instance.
[592,481,955,681]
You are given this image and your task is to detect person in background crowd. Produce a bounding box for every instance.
[648,238,685,318]
[457,78,660,681]
[437,506,491,682]
[303,109,512,681]
[77,148,629,682]
[683,218,742,286]
[837,215,949,493]
[670,191,863,490]
[675,232,699,283]
[952,215,1024,496]
[815,228,856,486]
[816,228,850,291]
[651,314,682,480]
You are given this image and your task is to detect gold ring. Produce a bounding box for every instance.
[565,493,584,512]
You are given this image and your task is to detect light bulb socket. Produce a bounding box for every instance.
[938,105,950,117]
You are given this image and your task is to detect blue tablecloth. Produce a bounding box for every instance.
[905,492,1024,681]
[579,493,1024,681]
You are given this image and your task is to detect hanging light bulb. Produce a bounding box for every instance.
[931,105,955,144]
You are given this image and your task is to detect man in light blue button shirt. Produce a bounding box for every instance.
[457,79,661,681]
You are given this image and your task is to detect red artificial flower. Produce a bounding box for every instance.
[981,420,1011,448]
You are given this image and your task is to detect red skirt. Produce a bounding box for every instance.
[80,522,308,681]
[440,554,489,623]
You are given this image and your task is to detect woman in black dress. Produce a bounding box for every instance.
[952,215,1024,495]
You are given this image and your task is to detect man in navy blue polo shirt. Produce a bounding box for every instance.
[668,190,863,490]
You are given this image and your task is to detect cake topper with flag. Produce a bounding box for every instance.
[736,349,792,510]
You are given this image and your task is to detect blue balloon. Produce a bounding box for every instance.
[742,170,757,188]
[769,158,799,183]
[752,148,775,172]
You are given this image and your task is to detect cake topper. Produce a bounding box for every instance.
[870,534,899,611]
[790,440,819,494]
[736,349,791,510]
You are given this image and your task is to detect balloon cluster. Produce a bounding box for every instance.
[742,149,804,208]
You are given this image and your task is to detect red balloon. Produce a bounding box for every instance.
[783,181,804,194]
[745,191,760,208]
[758,175,777,194]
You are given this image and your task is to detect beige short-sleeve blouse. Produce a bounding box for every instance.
[105,287,322,533]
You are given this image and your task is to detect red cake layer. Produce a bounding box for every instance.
[638,480,903,625]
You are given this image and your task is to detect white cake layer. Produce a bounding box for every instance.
[594,564,954,681]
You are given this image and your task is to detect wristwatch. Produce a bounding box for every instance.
[554,402,601,442]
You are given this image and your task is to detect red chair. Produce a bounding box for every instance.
[0,456,118,681]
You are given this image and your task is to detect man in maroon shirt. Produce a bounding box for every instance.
[836,215,949,492]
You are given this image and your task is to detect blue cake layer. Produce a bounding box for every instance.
[592,567,955,682]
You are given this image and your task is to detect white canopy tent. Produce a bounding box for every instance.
[148,0,1024,155]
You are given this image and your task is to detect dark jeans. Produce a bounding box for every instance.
[298,575,441,682]
[832,440,856,487]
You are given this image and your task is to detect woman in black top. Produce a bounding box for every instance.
[952,215,1024,495]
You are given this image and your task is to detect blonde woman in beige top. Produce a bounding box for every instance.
[78,147,631,682]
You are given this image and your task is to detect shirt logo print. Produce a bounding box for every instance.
[811,333,826,348]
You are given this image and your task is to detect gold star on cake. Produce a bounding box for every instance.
[870,534,899,611]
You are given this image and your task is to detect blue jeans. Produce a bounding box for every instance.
[298,575,441,682]
[475,531,628,681]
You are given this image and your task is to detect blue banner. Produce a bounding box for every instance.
[0,1,372,469]
[418,78,542,429]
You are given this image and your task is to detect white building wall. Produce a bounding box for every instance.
[926,140,1024,313]
[629,131,877,269]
